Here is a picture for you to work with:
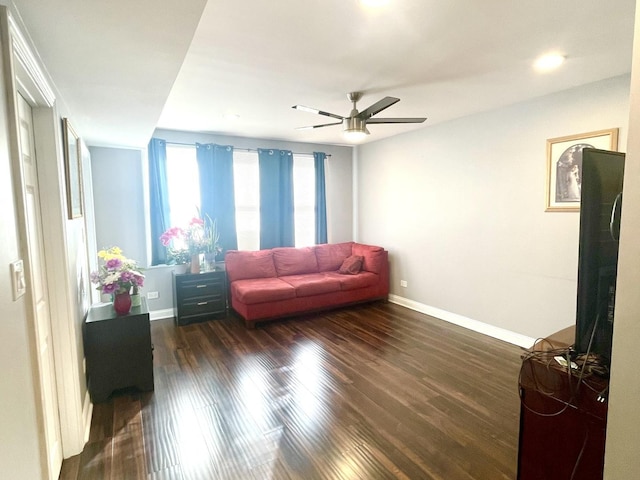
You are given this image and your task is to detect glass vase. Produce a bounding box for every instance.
[113,291,132,315]
[204,252,217,271]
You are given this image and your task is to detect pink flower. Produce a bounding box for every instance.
[160,227,185,246]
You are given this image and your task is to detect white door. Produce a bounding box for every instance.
[17,93,63,479]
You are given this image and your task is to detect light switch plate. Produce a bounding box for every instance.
[11,260,26,300]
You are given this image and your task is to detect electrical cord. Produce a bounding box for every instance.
[518,347,577,417]
[519,321,609,479]
[569,425,590,480]
[518,314,608,418]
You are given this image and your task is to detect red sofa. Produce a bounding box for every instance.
[225,242,389,328]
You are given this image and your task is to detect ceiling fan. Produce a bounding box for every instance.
[292,92,427,141]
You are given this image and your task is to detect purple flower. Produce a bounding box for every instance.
[120,271,134,282]
[90,247,144,295]
[106,258,122,270]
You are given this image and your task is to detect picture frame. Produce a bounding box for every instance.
[62,117,83,219]
[545,128,619,212]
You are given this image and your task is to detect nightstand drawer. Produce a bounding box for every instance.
[177,277,225,298]
[179,294,226,317]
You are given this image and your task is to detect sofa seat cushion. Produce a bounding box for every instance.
[231,278,296,305]
[280,273,341,297]
[315,242,354,272]
[324,271,379,291]
[225,250,276,282]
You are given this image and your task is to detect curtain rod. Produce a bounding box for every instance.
[164,140,331,157]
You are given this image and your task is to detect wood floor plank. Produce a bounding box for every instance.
[60,302,523,480]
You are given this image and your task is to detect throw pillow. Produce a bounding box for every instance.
[338,255,363,275]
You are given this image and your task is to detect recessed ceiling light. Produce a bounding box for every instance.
[360,0,390,8]
[534,53,566,73]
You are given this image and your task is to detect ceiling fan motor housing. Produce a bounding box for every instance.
[343,116,369,134]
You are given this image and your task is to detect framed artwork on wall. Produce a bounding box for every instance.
[545,128,619,212]
[62,117,83,219]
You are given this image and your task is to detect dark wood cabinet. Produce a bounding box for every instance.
[517,329,608,480]
[172,266,227,326]
[84,297,154,403]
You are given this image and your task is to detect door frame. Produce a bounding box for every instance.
[1,6,89,468]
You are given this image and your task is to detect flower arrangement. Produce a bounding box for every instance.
[90,247,145,295]
[160,214,222,264]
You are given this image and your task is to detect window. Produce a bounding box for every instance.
[233,150,260,251]
[165,145,199,249]
[293,154,316,247]
[159,145,322,251]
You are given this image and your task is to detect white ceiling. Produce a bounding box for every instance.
[12,0,637,148]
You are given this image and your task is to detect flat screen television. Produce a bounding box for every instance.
[574,148,625,372]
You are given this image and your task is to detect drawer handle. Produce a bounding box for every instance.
[197,301,208,306]
[196,284,207,288]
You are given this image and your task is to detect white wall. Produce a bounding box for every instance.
[357,75,630,340]
[604,1,640,475]
[0,12,44,477]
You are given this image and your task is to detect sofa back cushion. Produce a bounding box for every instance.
[352,243,386,275]
[272,247,319,276]
[314,242,354,272]
[225,250,277,282]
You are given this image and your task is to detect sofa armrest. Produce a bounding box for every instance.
[352,243,386,275]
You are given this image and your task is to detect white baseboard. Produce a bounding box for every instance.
[150,308,174,321]
[82,389,93,444]
[388,294,535,349]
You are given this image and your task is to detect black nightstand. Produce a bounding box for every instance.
[84,297,154,403]
[172,265,227,326]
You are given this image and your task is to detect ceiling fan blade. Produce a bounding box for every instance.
[357,96,400,120]
[292,105,344,121]
[296,121,343,130]
[367,117,427,124]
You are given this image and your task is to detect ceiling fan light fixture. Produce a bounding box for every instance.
[342,116,369,142]
[343,129,369,142]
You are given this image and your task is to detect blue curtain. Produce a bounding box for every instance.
[196,143,238,252]
[258,149,294,249]
[314,152,328,244]
[148,138,170,265]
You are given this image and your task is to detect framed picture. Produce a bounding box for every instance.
[545,128,619,212]
[62,117,83,219]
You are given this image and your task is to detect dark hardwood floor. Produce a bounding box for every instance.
[60,302,524,480]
